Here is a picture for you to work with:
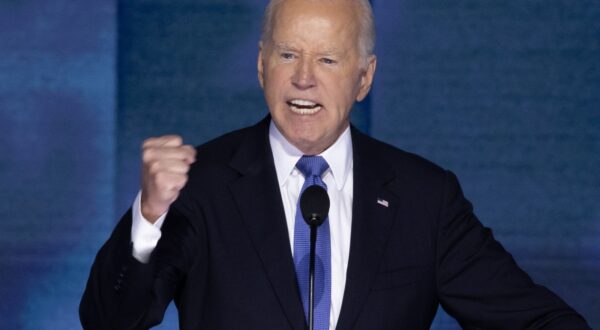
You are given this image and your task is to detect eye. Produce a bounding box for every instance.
[280,52,295,60]
[321,58,337,65]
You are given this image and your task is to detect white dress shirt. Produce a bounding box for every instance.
[131,121,354,329]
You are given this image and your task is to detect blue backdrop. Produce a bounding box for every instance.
[0,0,598,329]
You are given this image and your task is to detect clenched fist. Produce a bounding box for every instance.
[140,135,196,223]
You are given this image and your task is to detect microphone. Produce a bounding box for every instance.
[300,185,330,227]
[299,185,330,330]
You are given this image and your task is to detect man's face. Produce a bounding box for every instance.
[258,0,376,155]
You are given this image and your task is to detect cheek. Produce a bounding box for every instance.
[266,70,292,97]
[328,84,359,114]
[324,71,360,102]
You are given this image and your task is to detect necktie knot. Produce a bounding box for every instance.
[296,156,329,179]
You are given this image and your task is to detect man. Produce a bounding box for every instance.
[80,0,590,329]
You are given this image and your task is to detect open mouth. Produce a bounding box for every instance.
[287,99,323,115]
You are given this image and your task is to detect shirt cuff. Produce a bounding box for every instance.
[131,191,167,263]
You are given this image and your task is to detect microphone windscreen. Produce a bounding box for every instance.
[300,185,330,226]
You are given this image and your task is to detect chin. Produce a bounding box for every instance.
[295,134,332,155]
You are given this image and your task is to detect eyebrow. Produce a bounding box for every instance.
[273,42,296,51]
[273,42,342,56]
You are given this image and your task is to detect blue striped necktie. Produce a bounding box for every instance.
[293,155,331,330]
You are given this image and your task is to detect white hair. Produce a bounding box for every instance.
[260,0,376,63]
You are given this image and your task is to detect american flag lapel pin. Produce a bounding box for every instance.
[377,198,389,207]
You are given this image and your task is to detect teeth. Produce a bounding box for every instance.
[290,105,322,115]
[289,99,317,107]
[288,99,322,115]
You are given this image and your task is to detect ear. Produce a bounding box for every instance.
[257,42,265,89]
[356,55,377,102]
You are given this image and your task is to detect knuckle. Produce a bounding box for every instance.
[166,135,183,146]
[142,148,155,162]
[179,173,188,184]
[172,135,183,145]
[184,146,197,161]
[148,161,161,174]
[154,171,167,184]
[142,138,152,148]
[168,192,180,203]
[142,137,158,148]
[174,180,186,191]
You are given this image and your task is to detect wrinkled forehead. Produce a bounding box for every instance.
[272,0,360,24]
[269,0,361,44]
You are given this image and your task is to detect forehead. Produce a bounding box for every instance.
[270,0,361,49]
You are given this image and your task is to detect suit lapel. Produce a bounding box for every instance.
[336,128,399,329]
[227,118,306,330]
[226,120,401,329]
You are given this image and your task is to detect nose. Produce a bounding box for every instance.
[292,58,316,90]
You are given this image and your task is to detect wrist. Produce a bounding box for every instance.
[140,197,166,224]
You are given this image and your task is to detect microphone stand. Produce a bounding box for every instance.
[299,185,329,330]
[308,222,318,330]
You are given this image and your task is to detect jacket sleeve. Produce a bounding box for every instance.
[435,171,590,329]
[79,205,203,330]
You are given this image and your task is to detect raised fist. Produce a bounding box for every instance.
[140,135,196,223]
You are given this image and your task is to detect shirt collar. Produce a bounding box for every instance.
[269,120,353,190]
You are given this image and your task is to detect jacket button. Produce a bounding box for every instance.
[114,284,121,292]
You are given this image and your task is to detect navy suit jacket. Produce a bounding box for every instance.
[80,116,589,329]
